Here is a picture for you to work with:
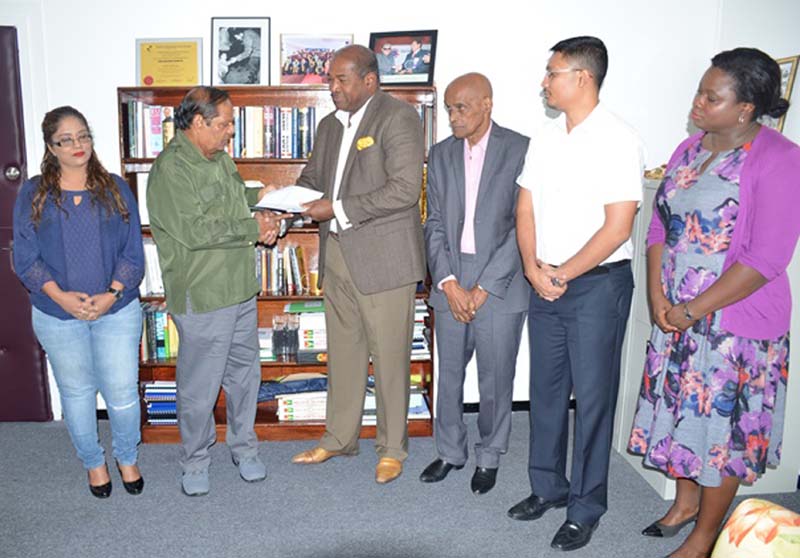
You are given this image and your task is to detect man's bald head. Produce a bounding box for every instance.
[446,73,493,100]
[444,73,494,146]
[332,44,379,79]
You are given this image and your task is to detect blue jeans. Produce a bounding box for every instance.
[32,299,143,469]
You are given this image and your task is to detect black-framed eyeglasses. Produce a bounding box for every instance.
[51,133,93,148]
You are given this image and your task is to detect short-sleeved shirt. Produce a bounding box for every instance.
[518,102,645,265]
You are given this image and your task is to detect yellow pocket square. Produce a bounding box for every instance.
[356,136,375,151]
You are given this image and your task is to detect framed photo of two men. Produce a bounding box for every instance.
[369,30,438,86]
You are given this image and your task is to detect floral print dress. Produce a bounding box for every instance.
[628,140,789,487]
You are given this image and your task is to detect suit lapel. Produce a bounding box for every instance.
[338,91,384,197]
[326,119,344,198]
[451,136,466,217]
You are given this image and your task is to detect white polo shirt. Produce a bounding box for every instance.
[518,102,645,266]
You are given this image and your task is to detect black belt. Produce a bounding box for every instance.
[581,259,630,276]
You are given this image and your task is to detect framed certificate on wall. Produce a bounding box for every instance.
[136,38,203,86]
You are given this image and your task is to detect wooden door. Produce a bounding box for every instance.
[0,26,51,421]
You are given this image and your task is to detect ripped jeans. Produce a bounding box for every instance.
[32,299,143,469]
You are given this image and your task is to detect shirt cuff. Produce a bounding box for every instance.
[333,200,351,230]
[437,275,456,291]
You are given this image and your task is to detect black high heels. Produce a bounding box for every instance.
[88,466,112,499]
[116,462,144,495]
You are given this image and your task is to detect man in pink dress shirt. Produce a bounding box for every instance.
[421,73,530,494]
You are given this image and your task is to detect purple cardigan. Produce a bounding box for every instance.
[647,126,800,340]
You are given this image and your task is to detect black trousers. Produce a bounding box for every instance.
[527,263,633,525]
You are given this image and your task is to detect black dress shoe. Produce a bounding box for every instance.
[116,462,145,495]
[507,493,568,520]
[88,480,112,499]
[419,458,463,483]
[470,467,498,494]
[550,519,597,551]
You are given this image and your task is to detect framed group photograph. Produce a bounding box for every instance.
[136,38,202,86]
[762,54,798,132]
[368,30,438,86]
[211,17,271,85]
[280,34,353,85]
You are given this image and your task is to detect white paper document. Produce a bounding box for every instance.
[253,185,323,213]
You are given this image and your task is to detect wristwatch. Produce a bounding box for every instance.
[107,287,123,300]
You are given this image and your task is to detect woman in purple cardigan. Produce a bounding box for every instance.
[628,48,800,558]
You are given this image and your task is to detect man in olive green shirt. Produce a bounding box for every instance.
[147,86,281,496]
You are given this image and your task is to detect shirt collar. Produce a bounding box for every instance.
[551,101,607,135]
[335,94,375,129]
[173,129,225,164]
[465,121,492,154]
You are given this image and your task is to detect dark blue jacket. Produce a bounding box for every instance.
[13,174,144,319]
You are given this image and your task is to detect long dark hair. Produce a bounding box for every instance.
[32,106,129,225]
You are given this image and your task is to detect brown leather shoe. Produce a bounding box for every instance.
[291,446,341,464]
[375,458,403,484]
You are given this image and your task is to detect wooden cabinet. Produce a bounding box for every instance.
[117,85,436,443]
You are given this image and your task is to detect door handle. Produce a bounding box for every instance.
[4,165,21,181]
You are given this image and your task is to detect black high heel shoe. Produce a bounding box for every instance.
[116,462,144,495]
[88,467,112,499]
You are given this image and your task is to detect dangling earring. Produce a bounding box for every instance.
[738,113,745,124]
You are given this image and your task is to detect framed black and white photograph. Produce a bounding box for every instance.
[369,30,438,86]
[280,34,353,85]
[211,17,271,85]
[762,54,798,132]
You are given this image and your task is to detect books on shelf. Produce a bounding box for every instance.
[136,172,149,225]
[141,237,164,296]
[125,100,435,160]
[143,381,177,425]
[140,302,179,361]
[256,244,313,296]
[125,102,174,158]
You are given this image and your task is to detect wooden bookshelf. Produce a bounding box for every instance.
[118,85,436,443]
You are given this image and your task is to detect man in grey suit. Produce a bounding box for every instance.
[421,73,529,494]
[290,45,426,484]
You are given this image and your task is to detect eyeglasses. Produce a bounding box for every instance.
[544,68,582,80]
[52,133,93,148]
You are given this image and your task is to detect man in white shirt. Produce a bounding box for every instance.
[507,36,644,552]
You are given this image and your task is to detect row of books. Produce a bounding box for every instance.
[139,227,319,299]
[141,302,179,361]
[142,377,431,427]
[140,237,164,296]
[413,299,431,361]
[124,101,318,160]
[255,244,317,297]
[143,381,177,425]
[124,101,435,161]
[277,390,431,423]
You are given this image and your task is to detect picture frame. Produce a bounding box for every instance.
[136,38,202,86]
[368,30,438,86]
[280,34,353,85]
[762,54,798,132]
[211,17,271,85]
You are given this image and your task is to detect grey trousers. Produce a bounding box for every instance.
[434,254,526,468]
[319,236,416,462]
[171,296,261,473]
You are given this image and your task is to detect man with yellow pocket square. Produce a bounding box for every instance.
[293,45,426,484]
